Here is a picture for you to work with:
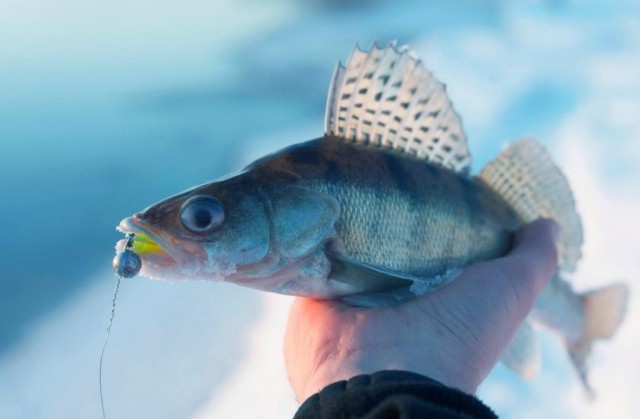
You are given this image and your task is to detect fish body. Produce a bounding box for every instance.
[119,136,517,300]
[115,43,627,395]
[248,137,519,296]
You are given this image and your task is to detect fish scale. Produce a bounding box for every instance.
[280,139,513,277]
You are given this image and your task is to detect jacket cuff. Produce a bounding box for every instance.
[294,370,497,419]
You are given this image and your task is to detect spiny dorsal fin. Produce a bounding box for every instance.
[324,42,472,174]
[478,139,583,272]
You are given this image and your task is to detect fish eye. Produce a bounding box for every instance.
[180,195,225,233]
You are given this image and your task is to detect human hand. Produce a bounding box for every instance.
[284,219,558,401]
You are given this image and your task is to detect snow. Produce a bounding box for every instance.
[0,0,638,418]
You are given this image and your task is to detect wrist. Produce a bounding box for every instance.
[296,347,480,402]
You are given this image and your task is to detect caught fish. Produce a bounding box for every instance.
[114,43,627,395]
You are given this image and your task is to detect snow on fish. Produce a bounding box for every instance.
[113,43,628,396]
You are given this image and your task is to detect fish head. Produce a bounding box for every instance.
[115,172,340,291]
[116,174,273,281]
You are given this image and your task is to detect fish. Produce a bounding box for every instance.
[114,42,628,396]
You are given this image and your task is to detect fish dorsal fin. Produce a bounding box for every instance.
[324,42,472,174]
[478,139,583,272]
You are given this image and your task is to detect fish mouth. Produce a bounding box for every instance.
[115,216,193,276]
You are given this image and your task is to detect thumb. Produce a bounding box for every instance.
[493,218,559,320]
[432,219,559,333]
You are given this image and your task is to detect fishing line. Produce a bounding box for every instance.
[99,274,122,419]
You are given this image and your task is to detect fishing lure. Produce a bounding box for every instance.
[112,234,142,278]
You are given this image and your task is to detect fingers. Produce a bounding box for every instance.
[426,219,559,328]
[495,219,559,313]
[511,218,559,271]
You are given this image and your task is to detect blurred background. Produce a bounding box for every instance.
[0,0,638,417]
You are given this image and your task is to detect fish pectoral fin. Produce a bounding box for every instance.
[330,253,415,292]
[328,254,443,307]
[501,320,541,380]
[341,289,419,308]
[267,184,340,259]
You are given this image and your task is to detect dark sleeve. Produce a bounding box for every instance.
[294,370,497,419]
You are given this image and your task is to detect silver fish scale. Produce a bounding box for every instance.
[312,177,509,278]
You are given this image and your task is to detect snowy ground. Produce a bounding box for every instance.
[0,1,638,418]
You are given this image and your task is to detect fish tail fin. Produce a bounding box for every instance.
[569,283,629,399]
[478,138,583,272]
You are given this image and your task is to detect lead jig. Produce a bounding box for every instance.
[112,234,141,278]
